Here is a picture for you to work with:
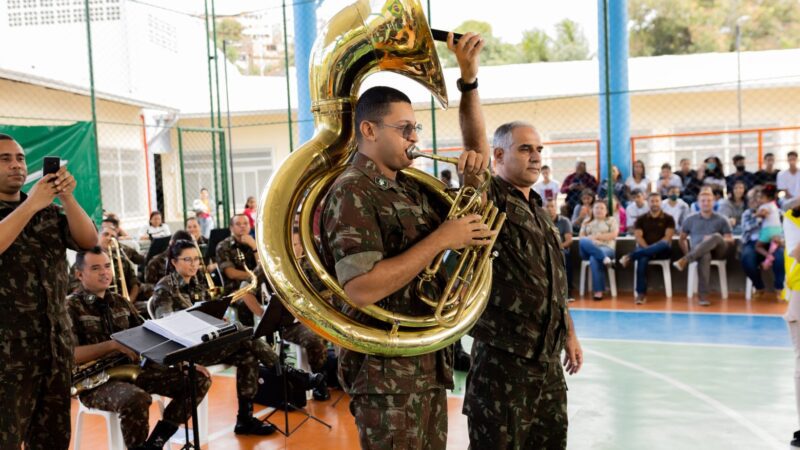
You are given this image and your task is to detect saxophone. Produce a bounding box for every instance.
[71,355,141,397]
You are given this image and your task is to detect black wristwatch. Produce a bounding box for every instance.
[457,77,478,93]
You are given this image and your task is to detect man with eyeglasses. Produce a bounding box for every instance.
[320,33,493,450]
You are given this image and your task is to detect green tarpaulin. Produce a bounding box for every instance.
[0,122,102,224]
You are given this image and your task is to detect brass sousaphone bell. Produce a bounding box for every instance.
[257,0,504,357]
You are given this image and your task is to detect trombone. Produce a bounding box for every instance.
[193,240,222,299]
[108,237,130,302]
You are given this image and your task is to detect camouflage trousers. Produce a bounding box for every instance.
[198,338,277,398]
[463,340,568,450]
[349,388,447,450]
[79,364,211,447]
[0,337,71,450]
[282,322,327,372]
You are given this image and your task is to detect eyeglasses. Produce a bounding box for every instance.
[377,121,422,140]
[177,256,202,264]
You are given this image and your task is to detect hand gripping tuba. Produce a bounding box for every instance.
[257,0,501,356]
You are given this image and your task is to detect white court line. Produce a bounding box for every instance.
[572,307,785,318]
[582,337,791,351]
[585,347,785,450]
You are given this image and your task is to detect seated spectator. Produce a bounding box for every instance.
[546,199,574,301]
[718,180,747,234]
[726,154,756,193]
[561,161,598,214]
[619,193,676,304]
[690,186,722,213]
[657,163,683,198]
[740,186,784,300]
[139,211,171,241]
[625,189,649,231]
[673,190,734,306]
[598,165,629,208]
[662,185,690,231]
[754,152,779,186]
[571,189,595,234]
[579,201,619,301]
[102,211,132,239]
[439,169,456,189]
[611,196,627,235]
[533,165,561,202]
[625,160,651,199]
[677,158,700,205]
[755,184,784,269]
[701,156,726,193]
[778,151,800,202]
[185,217,209,245]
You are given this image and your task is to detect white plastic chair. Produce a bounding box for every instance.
[579,260,618,297]
[74,400,125,450]
[687,260,728,299]
[633,259,673,298]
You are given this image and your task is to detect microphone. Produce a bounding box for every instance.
[431,28,463,44]
[201,323,239,342]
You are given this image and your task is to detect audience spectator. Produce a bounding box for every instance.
[625,160,652,198]
[243,196,257,237]
[533,165,560,202]
[717,180,747,234]
[561,161,598,213]
[673,190,734,306]
[625,189,650,231]
[571,189,595,234]
[579,201,619,301]
[701,156,727,193]
[193,187,215,238]
[677,158,700,205]
[138,211,171,241]
[440,169,456,189]
[102,212,131,239]
[754,152,779,186]
[609,196,627,235]
[546,199,574,301]
[755,184,784,270]
[619,193,676,304]
[740,186,784,300]
[690,186,722,213]
[185,217,208,245]
[598,165,629,207]
[662,185,690,231]
[778,151,800,201]
[726,154,756,193]
[657,163,683,197]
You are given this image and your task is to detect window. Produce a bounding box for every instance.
[148,14,178,53]
[99,147,149,226]
[6,0,121,27]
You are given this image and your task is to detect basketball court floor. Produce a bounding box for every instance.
[69,293,796,449]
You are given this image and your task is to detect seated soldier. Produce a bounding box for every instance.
[144,230,192,285]
[69,248,211,449]
[152,240,325,435]
[216,214,265,325]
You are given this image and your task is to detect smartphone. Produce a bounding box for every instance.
[43,156,60,177]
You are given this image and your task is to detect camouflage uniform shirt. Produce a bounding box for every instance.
[152,271,212,318]
[0,192,79,366]
[321,152,453,395]
[469,175,568,360]
[144,250,169,285]
[67,287,144,346]
[216,236,257,294]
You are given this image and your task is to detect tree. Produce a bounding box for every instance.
[435,20,523,67]
[551,19,591,61]
[215,18,244,64]
[520,29,550,62]
[629,0,800,57]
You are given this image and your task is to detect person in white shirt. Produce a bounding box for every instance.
[625,160,651,199]
[625,189,649,231]
[139,211,171,241]
[778,151,800,201]
[657,163,683,197]
[533,165,560,202]
[662,185,690,231]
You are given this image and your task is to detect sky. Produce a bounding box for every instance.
[140,0,600,53]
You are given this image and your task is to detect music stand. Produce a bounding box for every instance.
[112,311,251,449]
[205,228,231,263]
[261,330,332,436]
[145,236,171,264]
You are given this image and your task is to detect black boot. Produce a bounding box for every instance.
[234,396,276,436]
[312,379,330,401]
[284,365,325,390]
[130,420,178,450]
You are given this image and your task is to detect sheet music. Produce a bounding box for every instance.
[142,311,218,347]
